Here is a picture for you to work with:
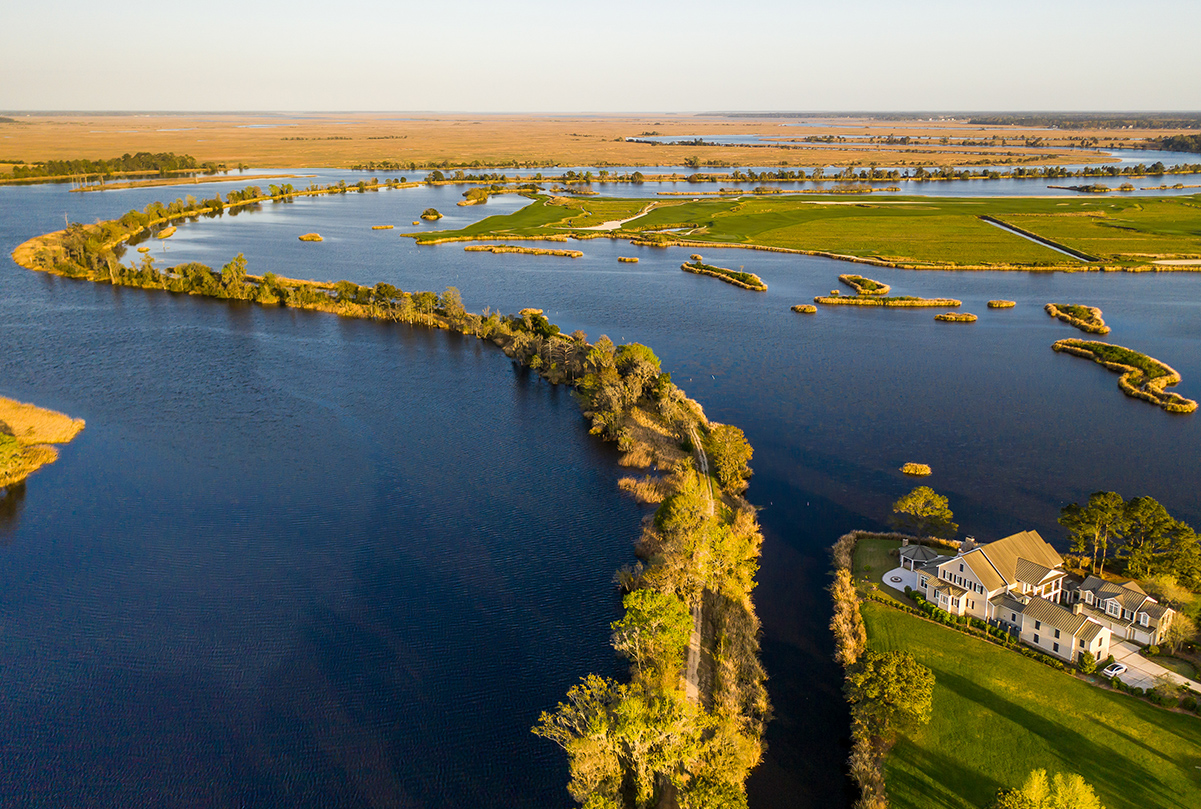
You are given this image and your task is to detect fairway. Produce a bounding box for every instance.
[415,194,1201,268]
[863,602,1201,809]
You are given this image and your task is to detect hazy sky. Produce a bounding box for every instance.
[4,0,1200,111]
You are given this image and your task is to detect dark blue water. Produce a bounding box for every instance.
[4,181,1201,808]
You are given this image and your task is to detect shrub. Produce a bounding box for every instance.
[1146,645,1160,656]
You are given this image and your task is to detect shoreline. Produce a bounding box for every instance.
[0,396,85,489]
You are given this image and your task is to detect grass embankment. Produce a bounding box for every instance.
[840,274,891,295]
[1045,302,1109,334]
[934,312,977,323]
[988,300,1016,308]
[1052,339,1197,414]
[0,397,85,488]
[13,191,769,807]
[414,194,1201,270]
[863,602,1201,809]
[815,295,961,307]
[680,259,767,291]
[464,244,583,258]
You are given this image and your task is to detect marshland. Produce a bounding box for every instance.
[3,154,1201,809]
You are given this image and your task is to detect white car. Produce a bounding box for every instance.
[1102,663,1127,678]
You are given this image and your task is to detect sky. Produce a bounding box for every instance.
[4,0,1201,112]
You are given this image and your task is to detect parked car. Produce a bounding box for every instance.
[1102,663,1127,678]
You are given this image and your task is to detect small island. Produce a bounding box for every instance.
[839,274,891,296]
[155,226,176,239]
[814,295,961,308]
[298,232,323,242]
[618,256,639,263]
[791,304,817,314]
[0,397,85,489]
[935,312,977,323]
[371,225,394,230]
[464,244,583,258]
[988,300,1016,308]
[1045,302,1109,334]
[680,259,767,291]
[420,208,443,221]
[900,462,932,476]
[1052,338,1197,413]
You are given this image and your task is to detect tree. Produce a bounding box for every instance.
[440,286,466,323]
[1059,492,1127,576]
[610,588,693,680]
[992,769,1104,809]
[843,650,933,739]
[1141,573,1194,611]
[1120,496,1177,576]
[1077,650,1097,674]
[890,486,957,541]
[1163,612,1196,654]
[704,425,753,495]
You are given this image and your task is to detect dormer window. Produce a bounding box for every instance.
[1107,601,1119,616]
[1084,591,1094,605]
[1139,613,1149,626]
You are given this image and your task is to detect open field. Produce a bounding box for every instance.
[415,193,1201,268]
[0,113,1177,171]
[862,601,1201,809]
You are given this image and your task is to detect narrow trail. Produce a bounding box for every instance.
[683,424,713,704]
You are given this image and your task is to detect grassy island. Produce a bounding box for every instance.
[618,256,639,263]
[409,193,1201,271]
[680,260,767,291]
[420,208,442,221]
[840,274,891,295]
[934,312,977,323]
[371,225,394,230]
[11,189,771,807]
[815,295,961,308]
[791,304,817,314]
[155,226,176,239]
[1052,338,1197,413]
[900,463,932,476]
[464,244,583,258]
[988,299,1016,308]
[1045,302,1110,334]
[0,397,85,489]
[298,232,323,242]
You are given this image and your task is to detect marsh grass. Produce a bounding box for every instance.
[1045,302,1110,334]
[790,304,817,314]
[935,312,977,322]
[618,475,668,504]
[155,226,176,239]
[988,300,1016,308]
[900,462,932,476]
[839,273,891,295]
[618,256,639,263]
[298,233,323,242]
[681,260,767,291]
[1053,338,1197,413]
[815,295,961,307]
[0,397,85,487]
[371,225,394,230]
[464,244,582,258]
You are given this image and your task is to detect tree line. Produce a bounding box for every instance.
[10,152,218,179]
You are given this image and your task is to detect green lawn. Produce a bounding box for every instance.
[853,537,902,580]
[411,193,1201,267]
[863,602,1201,809]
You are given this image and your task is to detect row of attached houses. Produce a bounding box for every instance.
[904,530,1175,665]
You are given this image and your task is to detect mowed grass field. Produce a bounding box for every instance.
[416,194,1201,266]
[862,602,1201,809]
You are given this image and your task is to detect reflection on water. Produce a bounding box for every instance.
[0,482,26,543]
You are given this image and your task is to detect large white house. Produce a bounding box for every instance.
[1068,575,1175,647]
[912,531,1116,665]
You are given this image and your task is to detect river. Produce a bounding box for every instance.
[2,176,1199,808]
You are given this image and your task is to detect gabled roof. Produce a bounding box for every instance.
[978,530,1063,585]
[1014,558,1062,586]
[1022,597,1095,638]
[1079,621,1107,645]
[931,581,967,598]
[1079,575,1158,613]
[960,549,1007,592]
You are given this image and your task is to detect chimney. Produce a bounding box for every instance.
[1073,602,1083,615]
[902,537,910,547]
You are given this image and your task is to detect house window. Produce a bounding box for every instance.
[1035,620,1041,630]
[1034,634,1040,644]
[920,576,928,588]
[959,563,964,573]
[1011,613,1017,622]
[1054,629,1060,639]
[1053,642,1059,653]
[1139,613,1149,627]
[1107,602,1119,616]
[1085,591,1093,604]
[1079,639,1085,647]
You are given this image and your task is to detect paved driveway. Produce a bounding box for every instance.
[1109,640,1201,693]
